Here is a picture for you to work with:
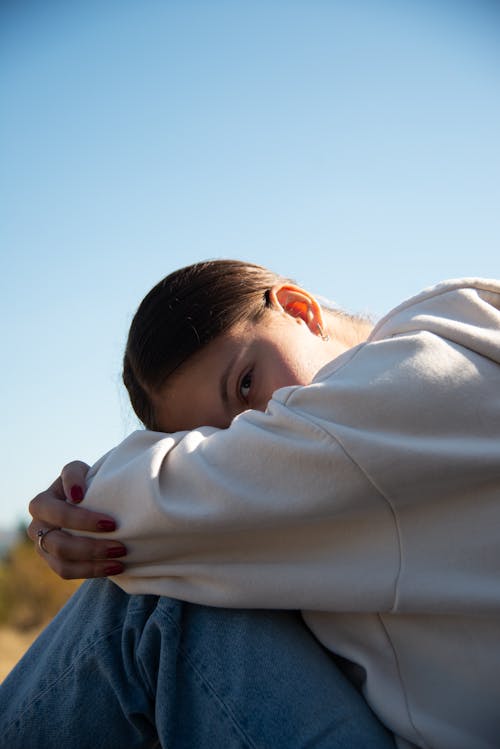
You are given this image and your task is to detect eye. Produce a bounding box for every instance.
[239,370,253,402]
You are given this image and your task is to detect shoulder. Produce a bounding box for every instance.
[369,278,500,344]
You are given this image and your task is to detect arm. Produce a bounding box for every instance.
[78,405,400,611]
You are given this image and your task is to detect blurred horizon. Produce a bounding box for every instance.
[1,0,499,529]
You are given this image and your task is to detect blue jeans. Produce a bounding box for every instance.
[0,579,394,748]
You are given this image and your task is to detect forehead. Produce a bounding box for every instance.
[172,310,285,374]
[151,312,291,432]
[150,320,252,432]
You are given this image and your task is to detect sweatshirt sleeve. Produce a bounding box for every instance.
[81,390,401,611]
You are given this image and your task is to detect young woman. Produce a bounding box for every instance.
[4,260,500,749]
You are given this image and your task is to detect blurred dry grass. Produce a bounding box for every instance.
[0,528,81,682]
[0,626,43,682]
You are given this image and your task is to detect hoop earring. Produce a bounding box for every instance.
[316,322,330,341]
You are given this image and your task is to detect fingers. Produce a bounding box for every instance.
[28,484,118,534]
[27,463,127,580]
[32,527,126,580]
[60,460,91,503]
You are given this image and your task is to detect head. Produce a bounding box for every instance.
[123,259,370,431]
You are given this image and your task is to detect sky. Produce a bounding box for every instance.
[1,0,499,529]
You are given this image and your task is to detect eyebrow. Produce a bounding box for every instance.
[219,352,239,407]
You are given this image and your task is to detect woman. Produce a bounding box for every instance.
[4,260,500,748]
[0,260,395,749]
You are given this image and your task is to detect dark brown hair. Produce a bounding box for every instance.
[123,259,291,429]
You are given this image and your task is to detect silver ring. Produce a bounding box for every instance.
[37,527,58,554]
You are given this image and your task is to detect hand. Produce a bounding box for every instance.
[27,461,127,580]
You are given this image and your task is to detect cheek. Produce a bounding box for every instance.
[281,343,318,386]
[258,337,314,402]
[269,353,308,390]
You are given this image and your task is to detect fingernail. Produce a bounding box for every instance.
[70,485,84,503]
[104,564,124,576]
[96,519,116,532]
[106,546,126,559]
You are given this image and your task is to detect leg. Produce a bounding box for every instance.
[1,579,160,749]
[148,596,395,748]
[1,579,395,749]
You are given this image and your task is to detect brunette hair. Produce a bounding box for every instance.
[123,259,291,429]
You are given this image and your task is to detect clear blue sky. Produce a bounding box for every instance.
[1,0,499,529]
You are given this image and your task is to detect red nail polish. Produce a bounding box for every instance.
[106,546,126,559]
[104,564,123,576]
[96,520,116,532]
[70,485,84,503]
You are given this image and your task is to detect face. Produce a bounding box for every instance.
[152,307,347,432]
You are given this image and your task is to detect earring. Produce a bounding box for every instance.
[316,322,330,341]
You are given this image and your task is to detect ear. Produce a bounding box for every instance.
[268,283,328,338]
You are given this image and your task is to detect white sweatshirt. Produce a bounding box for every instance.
[82,278,500,749]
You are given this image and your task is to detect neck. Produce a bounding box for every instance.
[326,310,373,348]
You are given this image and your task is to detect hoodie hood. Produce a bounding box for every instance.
[369,278,500,365]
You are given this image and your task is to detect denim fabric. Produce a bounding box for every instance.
[0,579,395,748]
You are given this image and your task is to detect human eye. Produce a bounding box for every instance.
[239,370,253,402]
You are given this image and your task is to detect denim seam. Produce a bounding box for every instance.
[3,608,154,735]
[158,607,259,749]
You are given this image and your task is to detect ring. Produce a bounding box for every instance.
[37,527,58,554]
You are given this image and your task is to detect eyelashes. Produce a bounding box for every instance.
[239,370,253,402]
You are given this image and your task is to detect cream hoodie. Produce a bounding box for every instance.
[82,278,500,749]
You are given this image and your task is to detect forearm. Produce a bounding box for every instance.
[80,415,399,610]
